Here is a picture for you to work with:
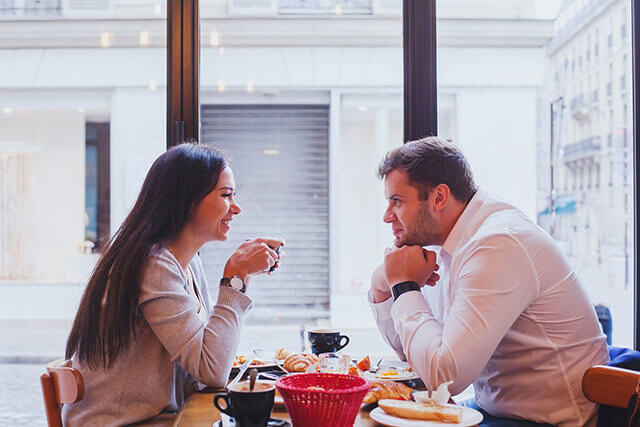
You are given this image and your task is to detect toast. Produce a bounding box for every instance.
[378,399,463,423]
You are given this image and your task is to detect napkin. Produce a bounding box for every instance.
[413,380,454,405]
[220,413,233,427]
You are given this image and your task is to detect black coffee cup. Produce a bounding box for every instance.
[213,380,275,427]
[308,329,350,355]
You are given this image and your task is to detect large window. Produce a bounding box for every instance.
[1,0,639,424]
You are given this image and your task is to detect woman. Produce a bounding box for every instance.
[63,143,283,426]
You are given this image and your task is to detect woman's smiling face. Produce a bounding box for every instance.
[189,166,242,242]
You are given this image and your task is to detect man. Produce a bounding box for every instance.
[369,137,609,426]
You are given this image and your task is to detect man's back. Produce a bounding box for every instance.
[426,190,609,426]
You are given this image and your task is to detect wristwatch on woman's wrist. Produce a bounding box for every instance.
[220,276,247,293]
[391,281,420,301]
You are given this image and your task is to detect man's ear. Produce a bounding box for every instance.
[432,184,450,212]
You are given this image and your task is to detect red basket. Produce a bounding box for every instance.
[275,373,370,427]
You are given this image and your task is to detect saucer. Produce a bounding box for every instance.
[213,417,291,427]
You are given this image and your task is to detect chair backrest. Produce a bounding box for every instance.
[40,359,84,427]
[582,364,640,408]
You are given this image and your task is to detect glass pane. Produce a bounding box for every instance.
[0,2,166,424]
[437,0,633,347]
[198,0,404,356]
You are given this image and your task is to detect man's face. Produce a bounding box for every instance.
[383,169,441,247]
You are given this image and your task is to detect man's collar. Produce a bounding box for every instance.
[441,189,485,257]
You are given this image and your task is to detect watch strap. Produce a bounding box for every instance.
[391,281,421,301]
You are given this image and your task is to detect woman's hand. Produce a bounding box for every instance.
[223,238,285,282]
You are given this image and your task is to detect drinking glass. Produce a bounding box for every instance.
[318,352,350,374]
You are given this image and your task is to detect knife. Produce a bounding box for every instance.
[228,356,256,387]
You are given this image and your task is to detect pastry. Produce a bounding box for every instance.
[283,353,319,372]
[275,348,291,360]
[363,380,413,404]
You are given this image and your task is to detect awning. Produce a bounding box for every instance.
[538,194,576,216]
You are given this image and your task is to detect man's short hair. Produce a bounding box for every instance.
[378,136,477,203]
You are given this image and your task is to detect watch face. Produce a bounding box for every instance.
[230,277,244,291]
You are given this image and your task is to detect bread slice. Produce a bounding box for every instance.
[378,399,463,423]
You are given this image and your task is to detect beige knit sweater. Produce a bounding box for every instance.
[63,249,252,426]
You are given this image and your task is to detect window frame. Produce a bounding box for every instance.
[167,0,199,148]
[633,0,640,350]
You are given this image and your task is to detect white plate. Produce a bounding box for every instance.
[362,370,420,381]
[369,406,483,427]
[370,360,421,381]
[374,370,420,381]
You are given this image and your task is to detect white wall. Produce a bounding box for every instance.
[110,88,166,231]
[200,46,402,89]
[0,110,85,280]
[456,87,538,218]
[439,47,547,219]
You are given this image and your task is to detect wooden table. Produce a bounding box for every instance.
[173,391,381,426]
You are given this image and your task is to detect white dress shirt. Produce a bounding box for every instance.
[369,189,609,427]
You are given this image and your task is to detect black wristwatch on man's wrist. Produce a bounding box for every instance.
[391,281,421,301]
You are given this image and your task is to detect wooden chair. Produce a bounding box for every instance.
[583,364,640,408]
[40,359,84,427]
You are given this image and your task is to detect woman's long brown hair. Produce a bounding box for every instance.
[65,143,228,368]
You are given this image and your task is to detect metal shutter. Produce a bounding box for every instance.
[200,105,330,324]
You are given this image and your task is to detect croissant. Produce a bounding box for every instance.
[363,380,413,404]
[283,353,319,373]
[275,348,292,360]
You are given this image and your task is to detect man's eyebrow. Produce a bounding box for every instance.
[387,194,401,200]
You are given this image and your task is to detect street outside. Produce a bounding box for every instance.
[0,363,46,427]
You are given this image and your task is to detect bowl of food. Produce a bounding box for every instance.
[275,373,370,427]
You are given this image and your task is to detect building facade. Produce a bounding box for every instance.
[543,0,633,344]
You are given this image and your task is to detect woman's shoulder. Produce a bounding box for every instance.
[147,247,181,272]
[140,248,185,293]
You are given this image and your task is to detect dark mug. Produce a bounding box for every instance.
[213,380,275,427]
[308,329,350,355]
